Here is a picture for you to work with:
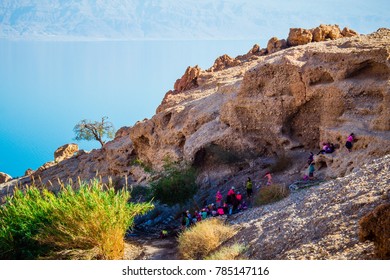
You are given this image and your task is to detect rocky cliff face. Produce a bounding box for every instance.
[131,27,390,182]
[1,26,389,199]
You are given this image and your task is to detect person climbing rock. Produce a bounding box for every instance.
[308,162,315,179]
[345,133,355,152]
[307,152,314,166]
[317,142,335,154]
[246,177,253,198]
[215,190,223,207]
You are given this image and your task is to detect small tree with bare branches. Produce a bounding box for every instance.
[73,116,115,147]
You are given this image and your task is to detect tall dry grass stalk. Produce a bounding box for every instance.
[178,218,237,260]
[205,243,247,260]
[254,184,290,206]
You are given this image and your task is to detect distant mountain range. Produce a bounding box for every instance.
[0,0,273,40]
[1,0,387,40]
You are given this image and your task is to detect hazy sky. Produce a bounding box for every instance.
[0,0,389,40]
[0,0,389,177]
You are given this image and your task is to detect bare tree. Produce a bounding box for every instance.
[73,116,115,147]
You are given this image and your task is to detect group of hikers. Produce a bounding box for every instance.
[179,172,275,230]
[177,133,356,231]
[180,189,249,230]
[306,133,355,179]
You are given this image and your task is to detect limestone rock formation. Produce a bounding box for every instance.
[54,143,79,162]
[248,44,260,55]
[0,172,12,184]
[359,203,390,259]
[24,168,34,176]
[312,24,342,42]
[207,54,241,72]
[287,24,357,46]
[173,65,201,92]
[236,44,266,62]
[131,28,390,182]
[287,28,313,46]
[267,37,287,54]
[342,27,359,37]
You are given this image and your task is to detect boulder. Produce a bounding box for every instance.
[312,24,342,42]
[0,172,12,184]
[342,27,359,37]
[54,143,79,162]
[207,54,241,72]
[248,44,260,55]
[287,28,313,46]
[174,65,201,92]
[267,37,287,54]
[37,161,56,172]
[359,203,390,259]
[115,126,132,138]
[24,168,34,176]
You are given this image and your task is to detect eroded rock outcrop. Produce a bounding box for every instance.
[24,168,34,176]
[54,143,79,162]
[173,65,201,92]
[342,27,359,37]
[288,28,313,46]
[287,24,358,46]
[359,203,390,259]
[267,37,287,54]
[312,24,343,42]
[207,54,241,72]
[0,172,12,184]
[132,28,390,182]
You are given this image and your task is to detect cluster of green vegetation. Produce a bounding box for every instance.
[151,159,198,206]
[0,179,153,260]
[178,218,244,260]
[132,158,153,173]
[254,184,290,206]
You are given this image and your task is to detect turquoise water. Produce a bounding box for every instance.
[0,39,259,177]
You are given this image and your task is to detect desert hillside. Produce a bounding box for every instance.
[229,154,390,260]
[0,24,389,260]
[1,25,389,192]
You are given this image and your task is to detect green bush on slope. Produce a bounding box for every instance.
[0,179,153,259]
[151,159,198,206]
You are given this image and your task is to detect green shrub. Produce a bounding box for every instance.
[0,179,153,259]
[151,161,198,206]
[254,184,290,206]
[132,158,153,173]
[178,219,236,260]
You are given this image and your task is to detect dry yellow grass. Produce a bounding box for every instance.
[205,243,247,260]
[254,184,290,206]
[178,218,237,260]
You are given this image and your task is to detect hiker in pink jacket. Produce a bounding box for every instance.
[345,133,355,152]
[216,190,223,207]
